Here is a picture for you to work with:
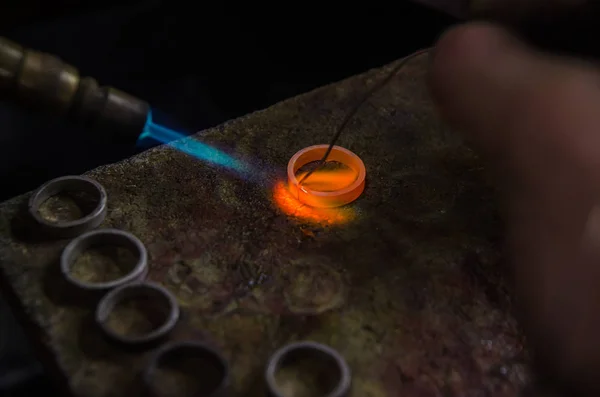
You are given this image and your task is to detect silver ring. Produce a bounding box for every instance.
[265,341,351,397]
[143,341,230,397]
[60,228,148,292]
[28,175,107,238]
[95,282,179,346]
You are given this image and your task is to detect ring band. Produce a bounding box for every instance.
[96,281,179,346]
[28,175,107,238]
[287,145,366,208]
[143,340,230,397]
[265,341,351,397]
[60,228,148,293]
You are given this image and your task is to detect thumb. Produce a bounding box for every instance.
[430,22,600,166]
[430,22,600,394]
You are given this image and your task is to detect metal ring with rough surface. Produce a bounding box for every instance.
[143,340,230,397]
[60,228,148,293]
[96,281,179,346]
[28,175,107,238]
[265,341,351,397]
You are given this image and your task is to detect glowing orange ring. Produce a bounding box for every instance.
[287,145,366,208]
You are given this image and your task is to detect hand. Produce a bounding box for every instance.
[429,22,600,395]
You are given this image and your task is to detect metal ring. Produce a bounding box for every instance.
[143,340,230,397]
[95,282,179,346]
[60,228,148,292]
[28,175,107,238]
[287,145,366,208]
[265,341,351,397]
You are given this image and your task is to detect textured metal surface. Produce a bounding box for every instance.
[60,228,148,293]
[0,54,530,396]
[95,282,180,346]
[28,176,108,239]
[143,340,230,397]
[265,341,351,397]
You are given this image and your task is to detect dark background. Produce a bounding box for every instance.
[0,1,456,395]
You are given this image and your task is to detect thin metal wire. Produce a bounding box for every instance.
[297,48,432,186]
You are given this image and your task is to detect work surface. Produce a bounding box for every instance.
[0,53,531,396]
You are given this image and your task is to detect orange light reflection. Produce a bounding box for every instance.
[273,181,355,225]
[296,168,358,192]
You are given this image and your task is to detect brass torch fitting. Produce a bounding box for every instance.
[0,36,150,145]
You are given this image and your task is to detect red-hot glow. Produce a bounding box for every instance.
[296,168,358,192]
[272,181,355,225]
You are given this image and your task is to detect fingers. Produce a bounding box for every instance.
[429,22,600,175]
[428,23,526,155]
[428,22,600,238]
[429,22,600,394]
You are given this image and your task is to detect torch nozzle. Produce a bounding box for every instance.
[0,36,150,145]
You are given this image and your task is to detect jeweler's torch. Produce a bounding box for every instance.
[0,36,150,145]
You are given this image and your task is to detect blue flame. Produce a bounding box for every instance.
[138,110,252,177]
